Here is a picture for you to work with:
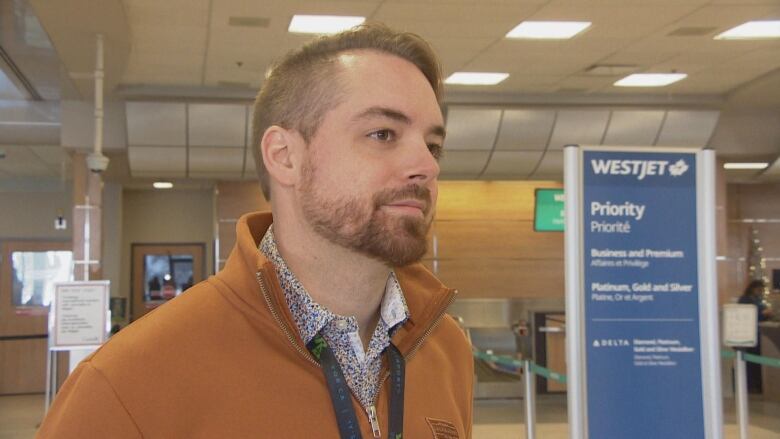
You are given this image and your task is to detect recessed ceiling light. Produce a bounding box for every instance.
[506,21,591,40]
[153,182,174,189]
[445,72,509,85]
[715,21,780,40]
[614,73,687,87]
[722,162,769,170]
[288,15,365,34]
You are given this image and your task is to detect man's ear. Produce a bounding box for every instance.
[260,126,301,188]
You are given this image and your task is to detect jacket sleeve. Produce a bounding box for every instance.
[36,361,143,439]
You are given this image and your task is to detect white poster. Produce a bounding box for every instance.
[722,304,758,347]
[50,281,110,350]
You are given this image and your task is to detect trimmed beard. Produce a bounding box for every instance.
[299,160,433,266]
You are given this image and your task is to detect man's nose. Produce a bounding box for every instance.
[405,139,440,184]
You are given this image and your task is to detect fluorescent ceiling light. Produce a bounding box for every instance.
[614,73,687,87]
[506,21,591,39]
[288,15,365,34]
[153,182,174,189]
[445,72,509,85]
[715,21,780,40]
[722,162,769,170]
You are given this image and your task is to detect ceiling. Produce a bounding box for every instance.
[1,0,780,187]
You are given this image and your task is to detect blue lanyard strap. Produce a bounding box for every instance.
[307,334,406,439]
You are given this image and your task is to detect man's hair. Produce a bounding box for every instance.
[250,22,442,200]
[744,279,765,296]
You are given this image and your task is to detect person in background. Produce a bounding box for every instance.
[739,280,774,393]
[37,22,473,438]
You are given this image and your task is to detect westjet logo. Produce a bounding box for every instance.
[590,158,689,180]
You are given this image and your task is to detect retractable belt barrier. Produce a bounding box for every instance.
[721,349,780,368]
[472,349,779,382]
[472,348,779,439]
[472,349,568,383]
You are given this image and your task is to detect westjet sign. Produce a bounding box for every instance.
[590,158,689,180]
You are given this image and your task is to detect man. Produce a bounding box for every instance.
[38,23,473,438]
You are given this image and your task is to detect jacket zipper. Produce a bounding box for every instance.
[368,289,458,438]
[255,271,319,368]
[366,405,381,438]
[257,270,457,438]
[258,271,379,435]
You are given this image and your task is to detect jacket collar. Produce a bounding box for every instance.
[216,211,456,357]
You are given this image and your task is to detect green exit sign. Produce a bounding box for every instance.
[534,188,564,232]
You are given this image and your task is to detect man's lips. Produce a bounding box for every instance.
[384,199,427,214]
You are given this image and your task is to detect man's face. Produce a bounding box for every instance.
[297,50,444,266]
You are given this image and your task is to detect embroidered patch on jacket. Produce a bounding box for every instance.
[425,418,459,439]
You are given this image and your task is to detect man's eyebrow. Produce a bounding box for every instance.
[429,125,446,139]
[352,106,411,124]
[352,106,446,138]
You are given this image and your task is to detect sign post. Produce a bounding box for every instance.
[565,145,722,439]
[723,303,757,439]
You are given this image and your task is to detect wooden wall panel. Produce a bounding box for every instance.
[422,258,565,299]
[216,181,269,219]
[218,220,238,263]
[0,339,46,394]
[431,181,564,298]
[215,182,269,271]
[427,220,563,261]
[724,183,780,302]
[716,159,728,258]
[730,184,780,219]
[437,181,562,221]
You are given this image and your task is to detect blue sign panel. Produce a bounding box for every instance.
[582,150,704,438]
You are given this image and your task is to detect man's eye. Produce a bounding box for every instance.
[428,143,443,160]
[368,129,395,142]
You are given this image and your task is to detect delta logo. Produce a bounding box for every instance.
[590,158,689,180]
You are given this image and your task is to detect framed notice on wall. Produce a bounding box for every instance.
[49,281,110,351]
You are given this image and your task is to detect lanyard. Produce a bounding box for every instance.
[307,334,405,439]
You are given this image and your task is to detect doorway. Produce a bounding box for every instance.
[534,312,567,393]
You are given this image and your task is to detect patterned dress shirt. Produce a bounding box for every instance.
[259,225,410,409]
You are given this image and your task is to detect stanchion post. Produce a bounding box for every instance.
[524,359,536,439]
[735,350,749,439]
[44,350,53,412]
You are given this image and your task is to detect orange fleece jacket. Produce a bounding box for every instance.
[37,212,474,438]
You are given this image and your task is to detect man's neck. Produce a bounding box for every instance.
[273,218,390,346]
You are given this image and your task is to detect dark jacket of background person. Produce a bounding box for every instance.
[738,280,774,393]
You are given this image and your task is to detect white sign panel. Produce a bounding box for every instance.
[564,145,722,439]
[50,281,110,350]
[722,304,758,347]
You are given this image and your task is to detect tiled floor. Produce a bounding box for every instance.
[1,393,778,438]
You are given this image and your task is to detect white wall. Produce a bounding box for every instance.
[0,188,73,240]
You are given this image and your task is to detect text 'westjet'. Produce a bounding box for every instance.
[590,159,689,180]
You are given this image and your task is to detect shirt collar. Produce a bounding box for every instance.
[259,224,409,343]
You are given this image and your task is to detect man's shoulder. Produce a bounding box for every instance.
[88,279,232,374]
[434,313,472,353]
